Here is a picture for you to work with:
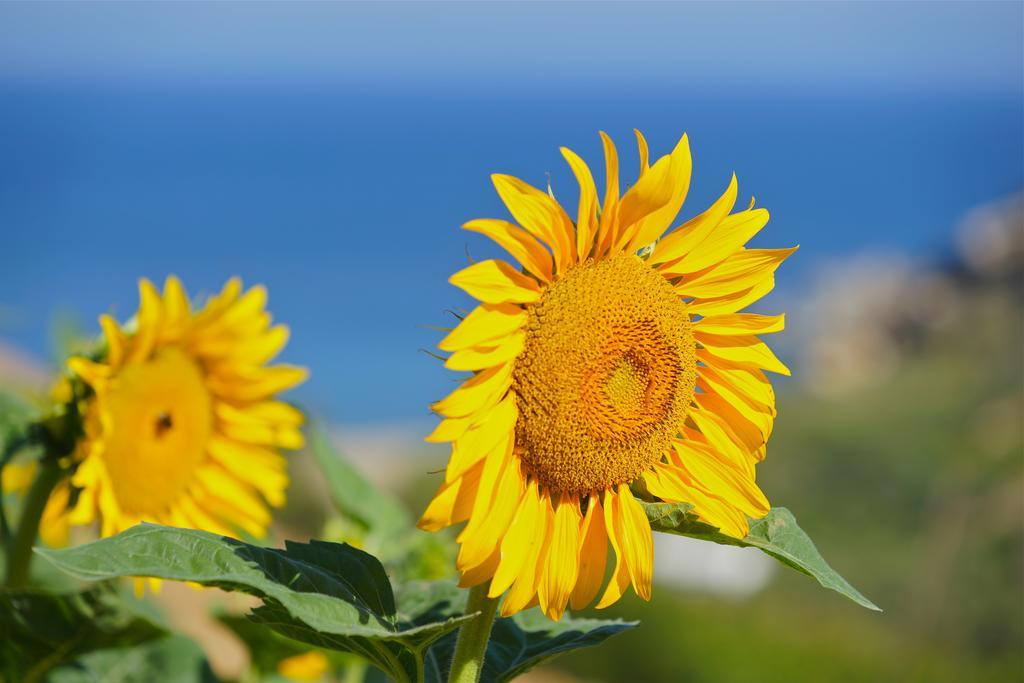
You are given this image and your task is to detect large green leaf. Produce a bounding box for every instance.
[36,525,473,682]
[247,581,478,681]
[399,581,636,683]
[644,503,880,611]
[0,584,168,683]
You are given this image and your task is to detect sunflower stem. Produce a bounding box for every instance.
[4,456,62,587]
[448,582,500,683]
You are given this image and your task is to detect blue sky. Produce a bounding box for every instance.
[0,2,1021,93]
[0,2,1021,423]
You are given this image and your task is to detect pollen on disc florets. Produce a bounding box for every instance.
[513,253,697,495]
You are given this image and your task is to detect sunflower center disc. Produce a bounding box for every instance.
[100,347,213,514]
[513,253,696,494]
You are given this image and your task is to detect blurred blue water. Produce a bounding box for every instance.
[0,83,1021,421]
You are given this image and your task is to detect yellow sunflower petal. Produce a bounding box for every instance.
[687,408,756,475]
[670,439,769,517]
[193,465,271,529]
[177,494,236,537]
[624,133,693,253]
[449,259,542,305]
[616,484,653,601]
[433,362,513,418]
[128,278,163,363]
[614,153,677,252]
[206,365,309,402]
[490,478,543,597]
[698,350,777,410]
[208,285,268,332]
[447,394,516,481]
[67,357,112,386]
[463,219,554,283]
[696,332,791,376]
[424,414,475,444]
[698,364,775,426]
[457,457,525,573]
[674,247,797,299]
[539,494,581,620]
[687,276,776,317]
[695,390,772,454]
[570,491,608,611]
[99,314,125,368]
[635,129,650,175]
[645,464,749,538]
[199,493,268,538]
[491,174,575,270]
[2,461,36,493]
[444,331,526,372]
[595,131,621,257]
[206,438,289,507]
[653,173,738,267]
[560,146,600,260]
[694,313,784,336]
[208,326,290,366]
[162,275,191,331]
[438,303,527,352]
[39,483,71,547]
[596,487,632,609]
[235,400,305,426]
[502,492,552,616]
[666,208,769,275]
[418,462,484,532]
[455,437,513,555]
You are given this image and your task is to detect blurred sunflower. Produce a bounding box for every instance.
[52,277,306,543]
[419,131,794,620]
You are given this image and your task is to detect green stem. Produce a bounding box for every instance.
[448,583,500,683]
[5,457,62,587]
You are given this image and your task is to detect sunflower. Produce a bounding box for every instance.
[56,276,307,542]
[419,131,794,620]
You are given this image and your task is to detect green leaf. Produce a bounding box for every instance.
[47,635,214,683]
[37,525,474,683]
[397,580,636,683]
[0,584,168,682]
[248,581,474,681]
[309,423,410,541]
[484,610,637,682]
[644,503,881,611]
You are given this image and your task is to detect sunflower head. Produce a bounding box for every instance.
[420,131,794,620]
[60,276,307,540]
[514,253,696,494]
